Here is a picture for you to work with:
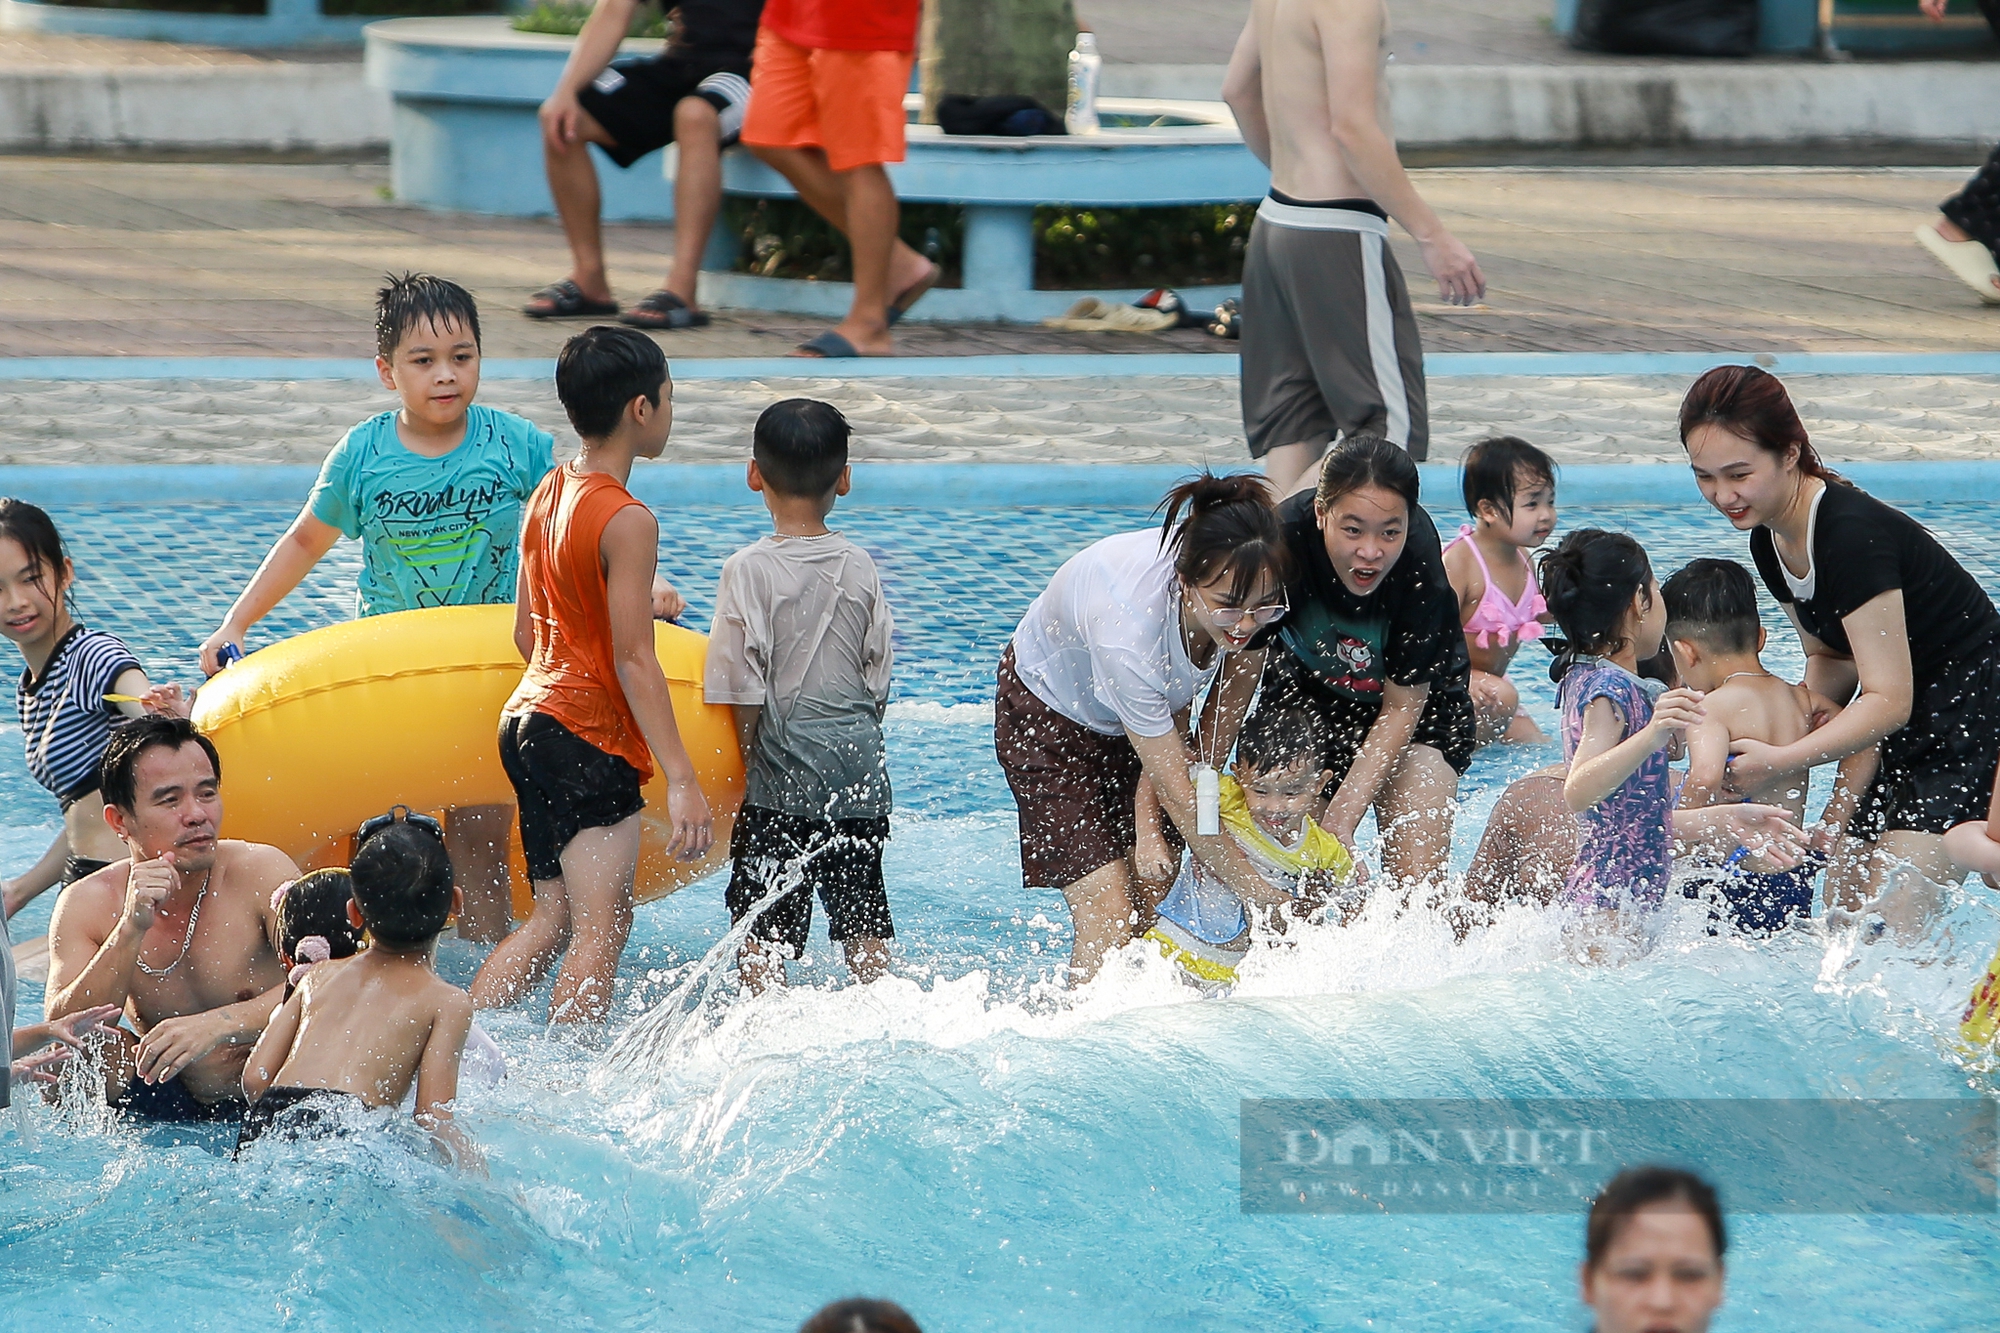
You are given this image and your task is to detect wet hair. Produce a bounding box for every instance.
[272,868,364,968]
[1460,435,1556,522]
[99,715,222,813]
[0,498,71,615]
[349,821,455,950]
[556,325,669,439]
[1236,694,1326,777]
[1538,529,1654,680]
[1315,433,1420,516]
[1585,1165,1727,1271]
[1678,365,1841,483]
[376,272,482,360]
[1155,472,1289,605]
[798,1300,923,1333]
[754,398,852,498]
[1662,558,1761,655]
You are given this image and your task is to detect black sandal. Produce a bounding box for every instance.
[619,289,712,330]
[524,279,619,320]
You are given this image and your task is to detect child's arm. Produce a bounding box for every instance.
[1441,538,1485,629]
[199,509,341,675]
[512,563,534,662]
[3,831,70,918]
[1942,753,2000,884]
[241,988,303,1103]
[603,505,712,858]
[1564,687,1704,813]
[413,989,482,1173]
[1676,713,1734,811]
[730,705,761,764]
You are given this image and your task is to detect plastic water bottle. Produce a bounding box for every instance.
[1066,31,1102,136]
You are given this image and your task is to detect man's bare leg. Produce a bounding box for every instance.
[547,816,642,1024]
[665,95,723,310]
[832,164,899,355]
[738,934,788,993]
[1262,440,1325,497]
[536,108,626,308]
[445,803,515,944]
[748,144,933,346]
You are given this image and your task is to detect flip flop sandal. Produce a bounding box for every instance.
[795,330,862,358]
[887,262,942,325]
[524,279,620,319]
[620,289,713,330]
[1914,224,2000,305]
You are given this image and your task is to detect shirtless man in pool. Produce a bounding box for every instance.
[45,715,298,1121]
[1222,0,1485,491]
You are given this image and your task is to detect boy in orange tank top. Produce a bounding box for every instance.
[469,327,714,1024]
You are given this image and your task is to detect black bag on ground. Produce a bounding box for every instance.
[937,94,1065,136]
[1571,0,1757,55]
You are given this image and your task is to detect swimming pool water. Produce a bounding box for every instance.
[2,491,1996,1332]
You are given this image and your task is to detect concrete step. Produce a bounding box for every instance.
[1,56,1995,153]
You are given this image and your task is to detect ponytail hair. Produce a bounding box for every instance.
[1315,433,1420,515]
[1156,472,1289,603]
[1538,529,1654,680]
[1677,366,1841,483]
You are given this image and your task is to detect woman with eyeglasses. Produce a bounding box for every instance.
[1254,435,1476,888]
[994,473,1293,984]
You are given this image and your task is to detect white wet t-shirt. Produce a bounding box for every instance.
[1010,530,1215,739]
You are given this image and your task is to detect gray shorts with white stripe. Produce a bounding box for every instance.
[1239,198,1430,462]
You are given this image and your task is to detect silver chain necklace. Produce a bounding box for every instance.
[135,867,212,978]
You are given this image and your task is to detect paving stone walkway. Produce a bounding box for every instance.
[4,371,1993,467]
[3,159,1996,359]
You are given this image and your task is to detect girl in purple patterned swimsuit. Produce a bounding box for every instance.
[1540,530,1708,917]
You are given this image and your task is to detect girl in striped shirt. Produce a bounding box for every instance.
[0,500,187,917]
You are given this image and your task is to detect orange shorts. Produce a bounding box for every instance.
[740,28,913,172]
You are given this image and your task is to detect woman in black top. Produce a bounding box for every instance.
[1256,436,1476,885]
[1680,366,2000,936]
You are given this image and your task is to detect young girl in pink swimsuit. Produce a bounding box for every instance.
[1443,436,1558,746]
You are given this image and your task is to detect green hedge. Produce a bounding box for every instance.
[723,198,1258,290]
[512,0,668,37]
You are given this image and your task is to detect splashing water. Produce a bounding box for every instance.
[2,494,1999,1330]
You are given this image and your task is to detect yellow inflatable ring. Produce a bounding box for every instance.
[190,605,744,920]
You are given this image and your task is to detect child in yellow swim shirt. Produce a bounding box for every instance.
[1135,693,1364,990]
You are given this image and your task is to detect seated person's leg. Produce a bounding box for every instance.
[529,101,625,315]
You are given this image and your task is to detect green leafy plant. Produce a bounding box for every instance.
[512,0,668,37]
[721,199,1258,290]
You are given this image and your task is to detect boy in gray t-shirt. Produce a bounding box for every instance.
[705,399,895,992]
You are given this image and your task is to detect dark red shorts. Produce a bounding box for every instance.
[993,645,1181,890]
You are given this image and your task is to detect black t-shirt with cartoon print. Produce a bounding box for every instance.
[1257,489,1470,704]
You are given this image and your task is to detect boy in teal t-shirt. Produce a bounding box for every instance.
[199,274,554,943]
[305,403,552,616]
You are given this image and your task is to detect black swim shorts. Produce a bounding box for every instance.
[498,711,647,882]
[577,53,754,168]
[112,1072,243,1124]
[1848,647,2000,839]
[725,804,894,960]
[235,1085,363,1155]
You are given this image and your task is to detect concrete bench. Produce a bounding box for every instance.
[689,96,1271,323]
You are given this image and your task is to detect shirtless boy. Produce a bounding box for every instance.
[45,716,298,1120]
[1665,559,1869,932]
[1223,0,1486,490]
[241,816,477,1167]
